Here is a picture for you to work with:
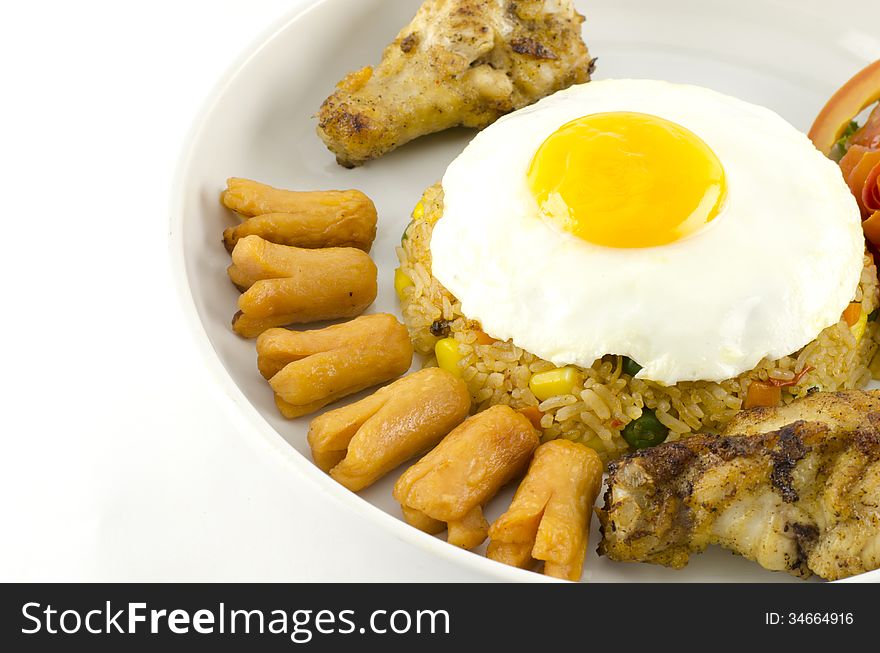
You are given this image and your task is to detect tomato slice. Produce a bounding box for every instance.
[847,150,880,215]
[851,103,880,150]
[809,60,880,155]
[863,159,880,213]
[862,210,880,248]
[840,144,872,180]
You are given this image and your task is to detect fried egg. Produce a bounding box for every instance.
[430,79,864,384]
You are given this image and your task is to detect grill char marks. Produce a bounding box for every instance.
[770,425,810,503]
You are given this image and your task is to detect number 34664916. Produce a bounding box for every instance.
[765,613,854,625]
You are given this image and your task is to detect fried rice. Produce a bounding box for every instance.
[396,183,880,462]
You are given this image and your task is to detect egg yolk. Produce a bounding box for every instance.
[527,112,726,248]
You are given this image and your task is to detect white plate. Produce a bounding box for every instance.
[171,0,880,582]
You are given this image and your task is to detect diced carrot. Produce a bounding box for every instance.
[842,302,862,326]
[744,381,782,409]
[474,330,497,345]
[863,210,880,248]
[517,406,544,430]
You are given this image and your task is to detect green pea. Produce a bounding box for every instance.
[869,308,879,322]
[621,356,642,377]
[621,408,669,450]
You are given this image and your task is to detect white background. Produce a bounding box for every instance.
[0,0,482,581]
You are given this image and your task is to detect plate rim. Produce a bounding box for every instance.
[168,0,880,583]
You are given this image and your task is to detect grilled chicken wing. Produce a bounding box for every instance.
[317,0,592,167]
[599,391,880,580]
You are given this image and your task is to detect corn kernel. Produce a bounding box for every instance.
[851,309,868,342]
[394,268,414,300]
[412,200,425,220]
[435,337,462,376]
[529,367,580,401]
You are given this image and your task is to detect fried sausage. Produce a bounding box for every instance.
[487,439,603,581]
[307,368,470,491]
[221,178,377,252]
[258,314,413,419]
[393,405,539,549]
[223,209,377,253]
[229,235,377,338]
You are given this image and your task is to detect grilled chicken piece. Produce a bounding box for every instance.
[599,391,880,580]
[317,0,592,167]
[722,389,880,436]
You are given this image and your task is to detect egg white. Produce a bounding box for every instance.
[430,79,864,384]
